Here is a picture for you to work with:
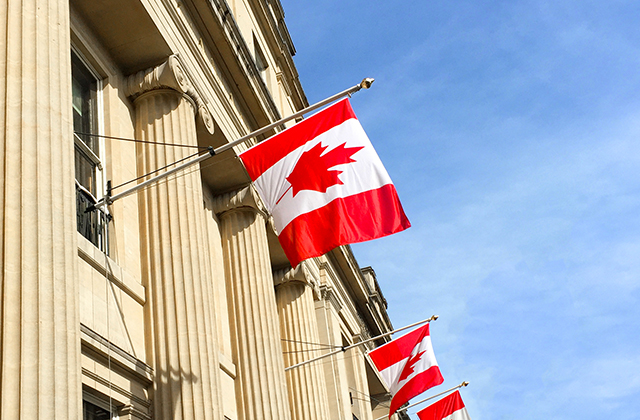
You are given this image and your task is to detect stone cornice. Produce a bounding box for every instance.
[124,55,214,134]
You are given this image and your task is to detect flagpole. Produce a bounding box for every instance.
[372,381,469,420]
[284,315,438,372]
[93,77,375,209]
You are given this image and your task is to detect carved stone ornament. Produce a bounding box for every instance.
[125,55,215,134]
[274,262,322,299]
[274,263,309,287]
[211,185,268,218]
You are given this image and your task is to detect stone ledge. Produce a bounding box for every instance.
[219,351,237,379]
[81,323,153,385]
[78,232,146,305]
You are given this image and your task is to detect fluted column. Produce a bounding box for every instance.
[213,187,291,420]
[0,1,81,419]
[128,57,223,420]
[275,265,331,420]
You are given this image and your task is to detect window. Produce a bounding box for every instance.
[253,34,269,80]
[72,49,105,250]
[83,400,114,420]
[73,51,99,194]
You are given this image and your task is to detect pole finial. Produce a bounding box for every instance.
[431,314,439,321]
[462,381,469,387]
[360,78,375,89]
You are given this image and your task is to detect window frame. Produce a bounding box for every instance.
[83,390,118,420]
[71,45,107,251]
[71,46,105,200]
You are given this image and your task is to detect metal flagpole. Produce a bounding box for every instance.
[284,315,438,372]
[372,381,469,420]
[93,77,375,210]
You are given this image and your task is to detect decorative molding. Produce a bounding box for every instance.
[319,284,342,313]
[80,324,153,384]
[82,368,152,409]
[353,312,374,350]
[273,262,307,286]
[119,404,153,420]
[273,261,323,300]
[124,55,214,134]
[124,55,188,97]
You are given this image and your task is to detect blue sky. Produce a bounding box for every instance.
[279,1,640,419]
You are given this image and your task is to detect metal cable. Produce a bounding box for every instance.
[74,131,209,149]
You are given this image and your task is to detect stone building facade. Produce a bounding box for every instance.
[0,0,408,419]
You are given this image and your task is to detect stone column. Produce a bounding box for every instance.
[275,265,331,420]
[315,285,352,419]
[0,1,81,419]
[126,56,224,420]
[213,187,291,420]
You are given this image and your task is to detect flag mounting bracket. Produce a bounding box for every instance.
[92,78,375,211]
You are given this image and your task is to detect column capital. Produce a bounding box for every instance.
[125,55,214,134]
[274,262,314,289]
[274,261,325,300]
[212,185,267,218]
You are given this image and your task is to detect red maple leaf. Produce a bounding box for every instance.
[398,350,426,382]
[281,142,364,201]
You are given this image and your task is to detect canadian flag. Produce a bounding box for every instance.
[417,391,471,420]
[239,99,410,267]
[368,323,444,417]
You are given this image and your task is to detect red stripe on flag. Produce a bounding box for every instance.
[389,365,444,416]
[417,390,466,420]
[240,99,357,180]
[369,324,431,372]
[278,184,410,267]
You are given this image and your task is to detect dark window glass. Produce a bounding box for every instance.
[72,51,98,194]
[83,400,112,420]
[72,50,104,250]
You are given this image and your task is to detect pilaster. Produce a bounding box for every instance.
[129,57,223,420]
[0,1,81,418]
[213,186,291,420]
[274,264,331,420]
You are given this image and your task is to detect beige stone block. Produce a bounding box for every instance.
[220,365,238,420]
[121,293,146,360]
[80,261,95,327]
